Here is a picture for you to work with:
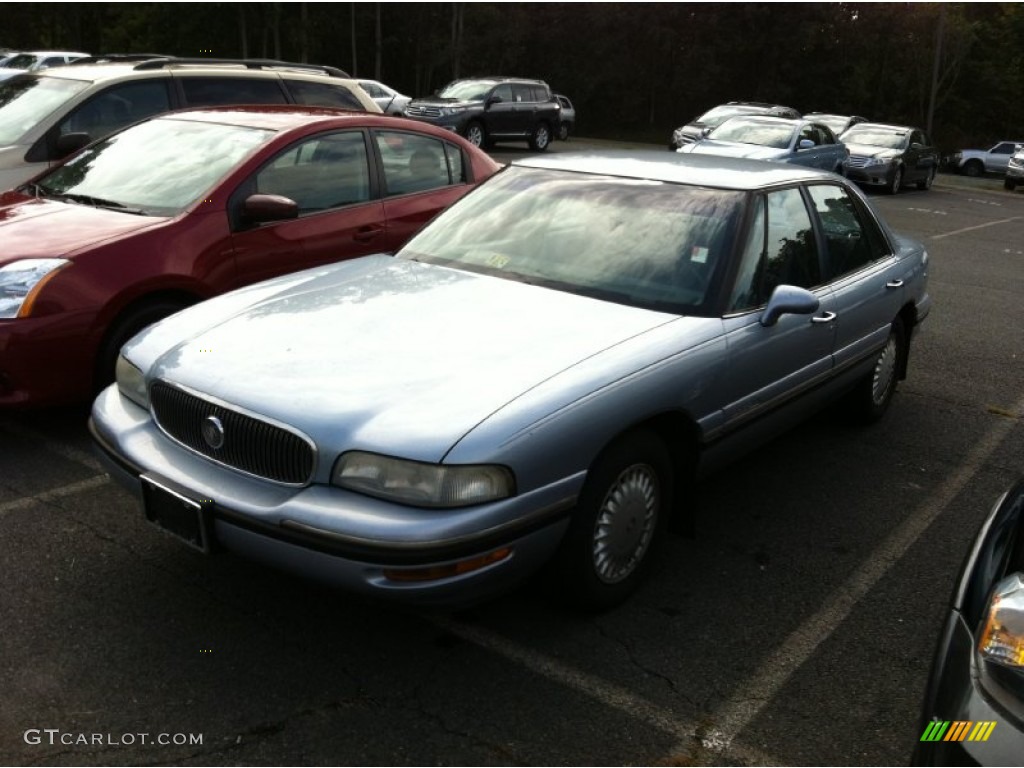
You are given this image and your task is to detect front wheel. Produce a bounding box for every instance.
[529,122,551,151]
[849,316,906,423]
[463,121,485,148]
[962,160,984,177]
[887,165,903,195]
[917,167,936,191]
[549,431,672,610]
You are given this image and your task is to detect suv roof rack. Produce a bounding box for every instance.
[71,53,173,65]
[133,57,350,78]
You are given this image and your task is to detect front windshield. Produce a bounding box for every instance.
[709,118,795,149]
[841,127,908,150]
[33,117,273,216]
[399,166,742,314]
[437,80,496,101]
[696,105,762,128]
[2,54,39,71]
[0,75,89,145]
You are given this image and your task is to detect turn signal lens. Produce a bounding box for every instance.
[978,573,1024,669]
[382,547,512,583]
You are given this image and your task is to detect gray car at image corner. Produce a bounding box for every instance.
[89,152,931,611]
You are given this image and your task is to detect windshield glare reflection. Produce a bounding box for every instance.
[398,167,742,315]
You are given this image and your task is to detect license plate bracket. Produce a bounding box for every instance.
[140,475,214,554]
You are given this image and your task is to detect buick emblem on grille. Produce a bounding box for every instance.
[201,415,226,450]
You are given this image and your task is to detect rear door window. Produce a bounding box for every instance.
[180,77,288,107]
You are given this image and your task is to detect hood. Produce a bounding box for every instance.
[0,194,167,264]
[409,96,477,108]
[844,143,902,160]
[681,140,787,161]
[145,256,678,463]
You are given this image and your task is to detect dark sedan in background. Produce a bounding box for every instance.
[841,122,940,194]
[913,481,1024,765]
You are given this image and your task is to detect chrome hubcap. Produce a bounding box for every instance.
[592,464,659,584]
[536,127,549,148]
[871,333,898,405]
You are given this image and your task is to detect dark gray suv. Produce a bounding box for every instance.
[404,77,561,151]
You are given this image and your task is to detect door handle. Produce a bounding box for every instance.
[353,224,384,242]
[885,279,904,289]
[811,311,837,324]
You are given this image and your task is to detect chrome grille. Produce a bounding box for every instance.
[405,105,441,118]
[150,382,315,485]
[846,155,872,168]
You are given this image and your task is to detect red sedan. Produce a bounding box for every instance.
[0,106,500,407]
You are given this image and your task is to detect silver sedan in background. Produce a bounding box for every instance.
[677,115,849,174]
[91,153,930,611]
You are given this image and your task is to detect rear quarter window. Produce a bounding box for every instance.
[286,79,365,110]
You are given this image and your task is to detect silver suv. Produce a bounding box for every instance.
[0,57,379,191]
[1005,147,1024,190]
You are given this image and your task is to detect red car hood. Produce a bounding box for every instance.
[0,193,167,264]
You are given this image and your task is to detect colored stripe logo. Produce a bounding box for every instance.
[920,720,996,742]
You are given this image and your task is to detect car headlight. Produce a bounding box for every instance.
[1009,157,1023,169]
[978,573,1024,669]
[0,258,70,319]
[115,354,149,408]
[442,106,466,116]
[865,157,892,167]
[332,451,514,508]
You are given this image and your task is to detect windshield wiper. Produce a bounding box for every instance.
[49,192,149,215]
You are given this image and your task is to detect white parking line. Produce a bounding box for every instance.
[688,394,1024,757]
[0,475,111,517]
[931,215,1021,240]
[432,616,781,765]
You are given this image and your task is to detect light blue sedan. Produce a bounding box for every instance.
[678,115,849,174]
[90,152,930,610]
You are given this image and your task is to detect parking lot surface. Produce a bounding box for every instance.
[2,142,1022,765]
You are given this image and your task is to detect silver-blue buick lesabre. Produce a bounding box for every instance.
[90,152,931,610]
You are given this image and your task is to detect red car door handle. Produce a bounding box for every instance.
[353,225,384,242]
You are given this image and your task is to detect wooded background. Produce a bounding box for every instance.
[3,2,1022,151]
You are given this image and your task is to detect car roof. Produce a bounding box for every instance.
[512,150,837,190]
[150,104,375,130]
[33,58,353,84]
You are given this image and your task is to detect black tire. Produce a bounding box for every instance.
[549,430,672,611]
[558,121,571,141]
[916,167,936,191]
[463,121,485,148]
[962,159,984,177]
[1005,178,1017,191]
[886,165,903,195]
[529,121,552,152]
[850,316,906,423]
[95,300,187,391]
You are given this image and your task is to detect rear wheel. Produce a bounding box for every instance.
[95,300,188,392]
[529,122,551,151]
[916,166,936,191]
[549,431,672,610]
[962,159,984,177]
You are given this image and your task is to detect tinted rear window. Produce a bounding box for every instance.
[180,77,288,107]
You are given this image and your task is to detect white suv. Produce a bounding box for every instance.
[0,57,379,192]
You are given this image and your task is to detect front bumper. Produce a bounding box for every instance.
[401,111,469,135]
[89,385,576,607]
[846,165,896,187]
[0,310,97,407]
[911,612,1024,766]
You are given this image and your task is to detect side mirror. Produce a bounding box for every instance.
[487,95,503,106]
[700,126,712,137]
[760,285,820,327]
[56,132,92,158]
[242,194,298,225]
[798,138,815,150]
